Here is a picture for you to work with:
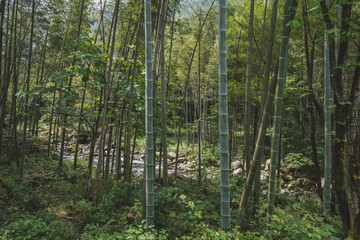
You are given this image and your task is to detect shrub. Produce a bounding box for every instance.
[264,205,343,240]
[12,182,48,212]
[81,223,168,240]
[284,153,313,171]
[65,200,96,228]
[0,215,75,240]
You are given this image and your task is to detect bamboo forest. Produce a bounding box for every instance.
[1,0,360,239]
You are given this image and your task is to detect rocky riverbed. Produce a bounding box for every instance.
[56,140,197,178]
[57,139,319,197]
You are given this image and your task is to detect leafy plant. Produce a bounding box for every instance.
[284,153,313,170]
[0,215,75,240]
[265,205,343,240]
[81,224,168,240]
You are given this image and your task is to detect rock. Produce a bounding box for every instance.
[168,152,176,159]
[283,174,294,182]
[232,168,243,175]
[288,181,296,189]
[231,160,242,170]
[177,157,186,163]
[302,178,311,186]
[125,207,137,224]
[179,163,192,171]
[265,159,271,171]
[178,164,186,170]
[280,189,289,194]
[296,178,304,186]
[261,170,269,181]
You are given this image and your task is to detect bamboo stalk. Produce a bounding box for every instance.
[219,0,230,229]
[145,0,154,226]
[266,0,296,226]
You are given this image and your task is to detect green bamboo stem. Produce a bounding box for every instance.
[237,0,280,227]
[237,59,279,227]
[266,0,294,226]
[219,0,230,229]
[145,0,154,226]
[244,0,255,176]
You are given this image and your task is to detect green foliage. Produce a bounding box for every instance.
[284,152,313,170]
[201,141,219,166]
[97,184,130,220]
[0,133,347,239]
[60,169,86,184]
[274,190,296,207]
[10,181,48,212]
[65,200,96,228]
[0,213,75,240]
[265,205,342,240]
[81,223,168,240]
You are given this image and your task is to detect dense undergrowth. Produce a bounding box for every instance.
[0,136,347,239]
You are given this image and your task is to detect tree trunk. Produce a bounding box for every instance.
[73,82,87,168]
[197,9,202,183]
[344,45,360,238]
[244,0,255,176]
[47,10,72,159]
[116,109,124,181]
[160,0,168,187]
[124,4,142,183]
[174,0,215,177]
[93,0,120,207]
[320,0,351,232]
[302,3,322,201]
[0,0,13,154]
[9,0,20,166]
[105,123,114,180]
[253,0,269,218]
[87,89,103,191]
[59,0,86,170]
[19,0,35,182]
[237,0,279,227]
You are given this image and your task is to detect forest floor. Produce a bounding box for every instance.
[0,128,347,239]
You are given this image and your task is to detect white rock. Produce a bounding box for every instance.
[265,159,271,171]
[167,152,176,159]
[261,170,269,181]
[177,157,186,163]
[231,160,242,170]
[232,168,243,175]
[280,189,289,194]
